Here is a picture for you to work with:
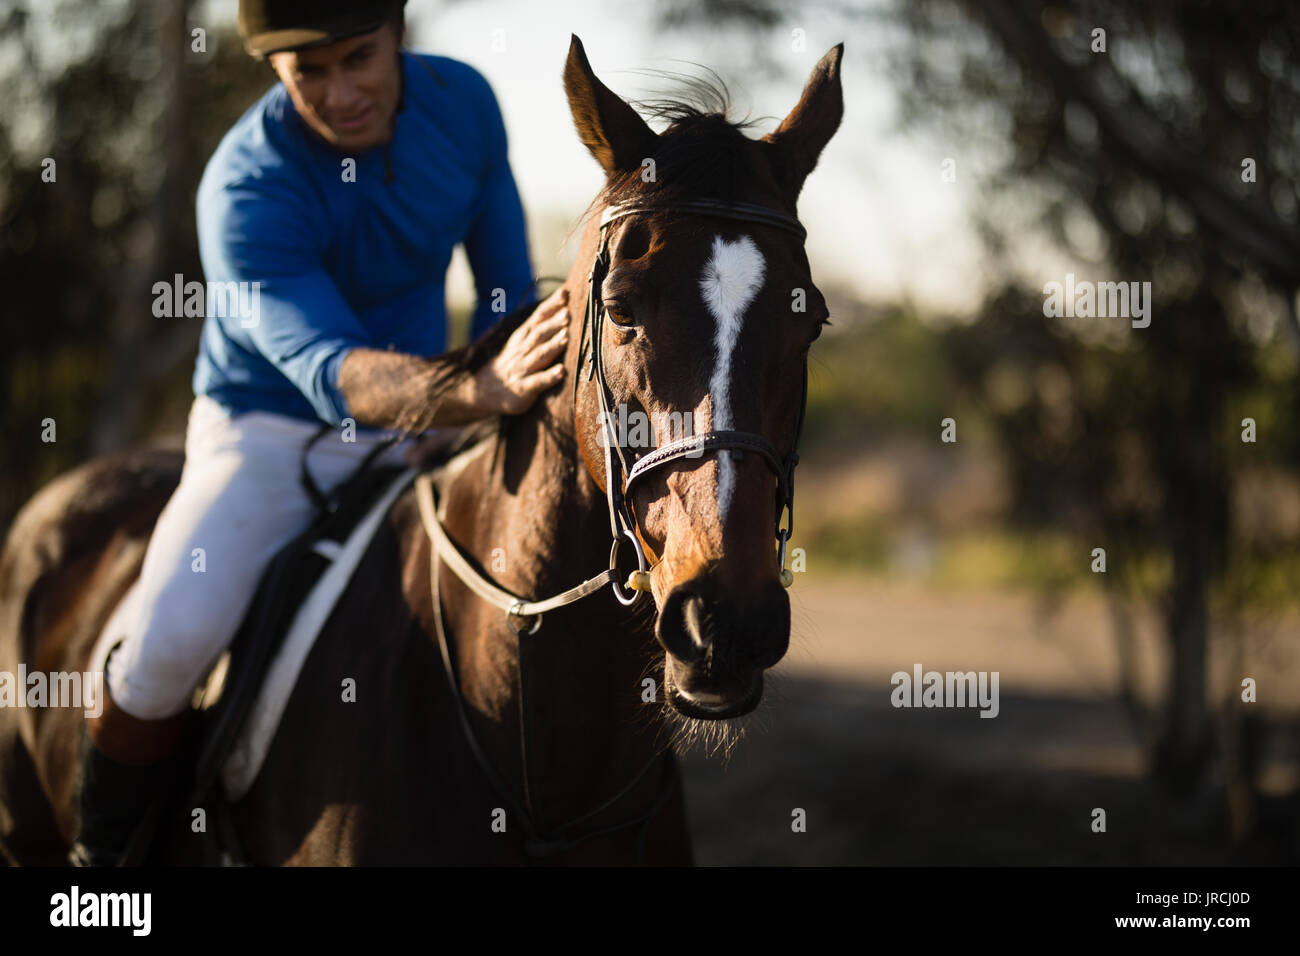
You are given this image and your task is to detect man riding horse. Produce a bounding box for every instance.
[70,0,569,866]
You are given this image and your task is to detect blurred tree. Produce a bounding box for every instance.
[0,0,268,535]
[656,0,1300,824]
[895,0,1300,819]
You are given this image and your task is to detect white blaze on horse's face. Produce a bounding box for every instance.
[699,234,766,522]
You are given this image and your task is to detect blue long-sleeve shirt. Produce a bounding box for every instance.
[193,51,534,427]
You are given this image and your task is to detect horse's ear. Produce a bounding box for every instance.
[761,43,844,198]
[563,34,657,175]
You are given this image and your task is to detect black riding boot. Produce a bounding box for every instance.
[68,728,180,867]
[68,666,190,867]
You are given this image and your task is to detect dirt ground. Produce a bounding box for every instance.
[677,575,1300,865]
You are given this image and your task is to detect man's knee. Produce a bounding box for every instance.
[108,568,259,720]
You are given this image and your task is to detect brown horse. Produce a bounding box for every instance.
[0,35,842,865]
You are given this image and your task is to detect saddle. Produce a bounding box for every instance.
[182,453,417,865]
[96,430,435,865]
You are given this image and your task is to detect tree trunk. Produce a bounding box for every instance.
[1156,534,1212,790]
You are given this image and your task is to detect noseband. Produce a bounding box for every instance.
[579,198,809,605]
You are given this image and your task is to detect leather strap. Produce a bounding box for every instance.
[600,198,807,240]
[415,473,617,620]
[627,430,787,497]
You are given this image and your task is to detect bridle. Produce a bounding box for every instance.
[578,197,808,605]
[412,196,810,859]
[417,196,809,631]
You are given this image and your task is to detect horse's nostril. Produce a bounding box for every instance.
[681,594,708,649]
[656,587,709,664]
[657,580,792,671]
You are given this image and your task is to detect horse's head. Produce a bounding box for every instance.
[562,36,843,721]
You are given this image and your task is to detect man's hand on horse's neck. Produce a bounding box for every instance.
[338,287,570,433]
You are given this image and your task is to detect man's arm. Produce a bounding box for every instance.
[336,348,477,434]
[338,286,569,432]
[197,179,373,425]
[199,172,565,434]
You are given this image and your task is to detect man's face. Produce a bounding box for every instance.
[270,22,402,153]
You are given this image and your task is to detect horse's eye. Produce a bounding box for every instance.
[605,301,637,328]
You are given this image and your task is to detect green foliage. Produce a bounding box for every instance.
[804,303,990,449]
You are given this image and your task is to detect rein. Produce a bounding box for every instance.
[425,521,680,860]
[413,197,810,860]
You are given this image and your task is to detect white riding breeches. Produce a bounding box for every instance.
[106,395,415,720]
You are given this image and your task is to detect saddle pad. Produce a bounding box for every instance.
[220,466,417,800]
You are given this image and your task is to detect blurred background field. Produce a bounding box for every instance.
[2,0,1298,863]
[680,296,1300,863]
[682,576,1300,863]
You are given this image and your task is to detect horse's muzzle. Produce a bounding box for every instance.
[656,577,790,717]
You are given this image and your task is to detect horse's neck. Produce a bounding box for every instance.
[448,391,658,819]
[493,409,607,602]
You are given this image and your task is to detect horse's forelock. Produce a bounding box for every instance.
[598,115,762,213]
[581,67,777,219]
